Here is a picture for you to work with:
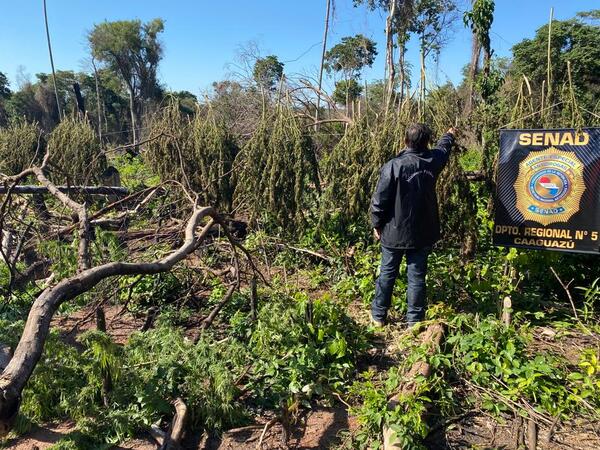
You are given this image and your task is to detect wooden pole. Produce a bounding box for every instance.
[527,417,538,450]
[43,0,62,121]
[315,0,332,130]
[502,296,512,327]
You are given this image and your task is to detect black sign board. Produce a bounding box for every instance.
[493,128,600,254]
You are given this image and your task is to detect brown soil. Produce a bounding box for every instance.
[3,422,75,450]
[195,406,357,450]
[52,304,148,346]
[3,422,157,450]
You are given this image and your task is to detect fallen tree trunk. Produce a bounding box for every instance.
[383,322,446,450]
[0,207,218,436]
[0,185,130,196]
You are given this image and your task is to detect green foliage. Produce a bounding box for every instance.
[235,106,318,229]
[242,291,370,406]
[169,90,199,116]
[0,120,43,175]
[475,57,506,100]
[511,12,600,108]
[576,278,600,323]
[78,330,123,401]
[112,153,160,189]
[335,243,381,307]
[410,0,457,54]
[253,55,285,91]
[321,114,403,230]
[321,103,475,248]
[463,0,495,57]
[325,34,378,79]
[121,326,248,432]
[47,116,105,184]
[47,432,111,450]
[18,327,87,424]
[38,239,78,280]
[349,328,453,450]
[145,100,237,209]
[89,18,164,104]
[118,272,185,312]
[333,79,363,105]
[436,151,478,248]
[349,308,599,449]
[449,317,566,415]
[0,72,10,100]
[569,349,600,406]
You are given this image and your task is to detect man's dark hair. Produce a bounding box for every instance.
[405,123,432,150]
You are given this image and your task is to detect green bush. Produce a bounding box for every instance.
[47,116,105,184]
[0,120,43,175]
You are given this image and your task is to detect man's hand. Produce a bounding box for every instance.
[373,228,381,241]
[447,127,458,136]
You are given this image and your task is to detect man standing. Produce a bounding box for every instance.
[370,123,457,327]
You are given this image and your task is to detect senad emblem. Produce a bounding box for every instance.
[514,147,585,225]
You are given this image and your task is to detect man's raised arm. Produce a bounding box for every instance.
[433,127,458,167]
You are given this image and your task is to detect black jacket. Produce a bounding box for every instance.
[370,133,455,249]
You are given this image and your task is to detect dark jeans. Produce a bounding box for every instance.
[371,245,431,325]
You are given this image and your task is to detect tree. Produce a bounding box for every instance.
[576,9,600,23]
[394,2,416,105]
[169,90,198,117]
[354,1,415,107]
[253,55,284,91]
[464,0,494,72]
[463,0,495,112]
[410,0,458,114]
[209,80,262,136]
[0,72,10,126]
[89,19,165,144]
[325,34,377,113]
[511,12,600,108]
[2,70,128,135]
[324,34,378,81]
[0,72,10,100]
[333,79,363,105]
[4,74,60,129]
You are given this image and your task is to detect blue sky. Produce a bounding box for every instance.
[1,1,597,96]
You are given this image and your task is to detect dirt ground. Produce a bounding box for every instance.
[4,406,355,449]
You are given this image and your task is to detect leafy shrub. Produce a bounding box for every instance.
[0,120,43,175]
[47,116,105,184]
[234,106,318,230]
[242,291,370,406]
[145,100,237,209]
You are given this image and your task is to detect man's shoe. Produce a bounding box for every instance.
[370,313,385,328]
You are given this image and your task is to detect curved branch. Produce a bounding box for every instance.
[0,206,218,435]
[30,166,91,271]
